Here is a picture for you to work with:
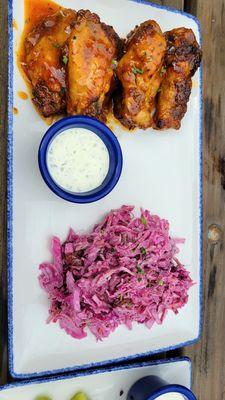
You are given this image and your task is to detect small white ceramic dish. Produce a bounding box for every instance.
[0,358,192,400]
[9,0,202,378]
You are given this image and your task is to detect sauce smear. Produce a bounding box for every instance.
[23,0,61,34]
[18,0,64,122]
[18,0,61,64]
[13,19,18,30]
[17,91,28,100]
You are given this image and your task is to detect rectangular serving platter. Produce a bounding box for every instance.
[8,0,203,378]
[0,358,192,399]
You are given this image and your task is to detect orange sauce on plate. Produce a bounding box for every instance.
[23,0,61,34]
[13,19,18,30]
[17,91,28,100]
[17,0,62,124]
[19,0,61,64]
[13,107,19,115]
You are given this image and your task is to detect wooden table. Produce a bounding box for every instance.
[1,0,225,398]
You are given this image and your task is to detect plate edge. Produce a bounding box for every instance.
[7,0,203,379]
[2,357,192,391]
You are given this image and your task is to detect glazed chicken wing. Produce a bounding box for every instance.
[113,20,167,130]
[24,9,76,117]
[66,10,121,121]
[154,28,202,130]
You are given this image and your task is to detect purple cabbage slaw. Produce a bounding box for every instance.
[39,205,193,340]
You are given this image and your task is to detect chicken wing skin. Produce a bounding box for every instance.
[24,9,77,117]
[113,20,167,130]
[154,28,202,130]
[66,10,121,121]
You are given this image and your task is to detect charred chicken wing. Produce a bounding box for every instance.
[66,10,121,121]
[154,27,202,130]
[114,20,167,130]
[24,9,76,117]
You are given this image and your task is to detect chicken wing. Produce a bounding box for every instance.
[113,20,167,130]
[66,10,121,121]
[24,9,77,117]
[154,27,202,130]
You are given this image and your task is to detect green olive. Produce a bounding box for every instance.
[35,396,52,400]
[70,392,88,400]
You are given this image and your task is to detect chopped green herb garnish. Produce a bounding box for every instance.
[137,277,142,282]
[60,87,66,94]
[140,216,147,226]
[158,279,164,286]
[157,88,161,94]
[112,59,118,67]
[140,247,146,256]
[73,35,77,40]
[160,66,167,76]
[119,293,123,302]
[147,281,152,288]
[93,100,100,112]
[62,55,68,65]
[137,266,144,274]
[143,52,153,62]
[126,301,133,308]
[132,66,144,75]
[52,42,60,48]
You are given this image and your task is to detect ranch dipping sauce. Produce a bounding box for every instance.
[156,394,185,400]
[47,128,110,193]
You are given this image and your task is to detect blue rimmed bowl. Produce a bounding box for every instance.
[127,376,197,400]
[38,116,123,203]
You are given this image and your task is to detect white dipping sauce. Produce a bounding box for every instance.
[156,393,184,400]
[47,128,110,193]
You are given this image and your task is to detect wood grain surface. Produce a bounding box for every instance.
[182,1,225,399]
[0,1,225,399]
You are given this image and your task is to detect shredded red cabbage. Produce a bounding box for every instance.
[39,205,193,340]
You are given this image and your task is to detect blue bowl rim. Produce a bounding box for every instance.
[145,384,197,400]
[38,115,123,203]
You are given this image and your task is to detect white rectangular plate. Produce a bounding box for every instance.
[0,358,192,399]
[9,0,202,378]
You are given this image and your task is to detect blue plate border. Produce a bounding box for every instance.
[1,357,192,391]
[7,0,203,379]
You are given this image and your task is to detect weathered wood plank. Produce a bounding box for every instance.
[182,1,225,400]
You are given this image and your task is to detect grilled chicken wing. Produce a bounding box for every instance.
[113,20,167,130]
[154,28,202,130]
[24,9,76,117]
[66,10,121,121]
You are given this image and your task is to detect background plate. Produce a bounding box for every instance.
[9,0,202,378]
[0,358,192,399]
